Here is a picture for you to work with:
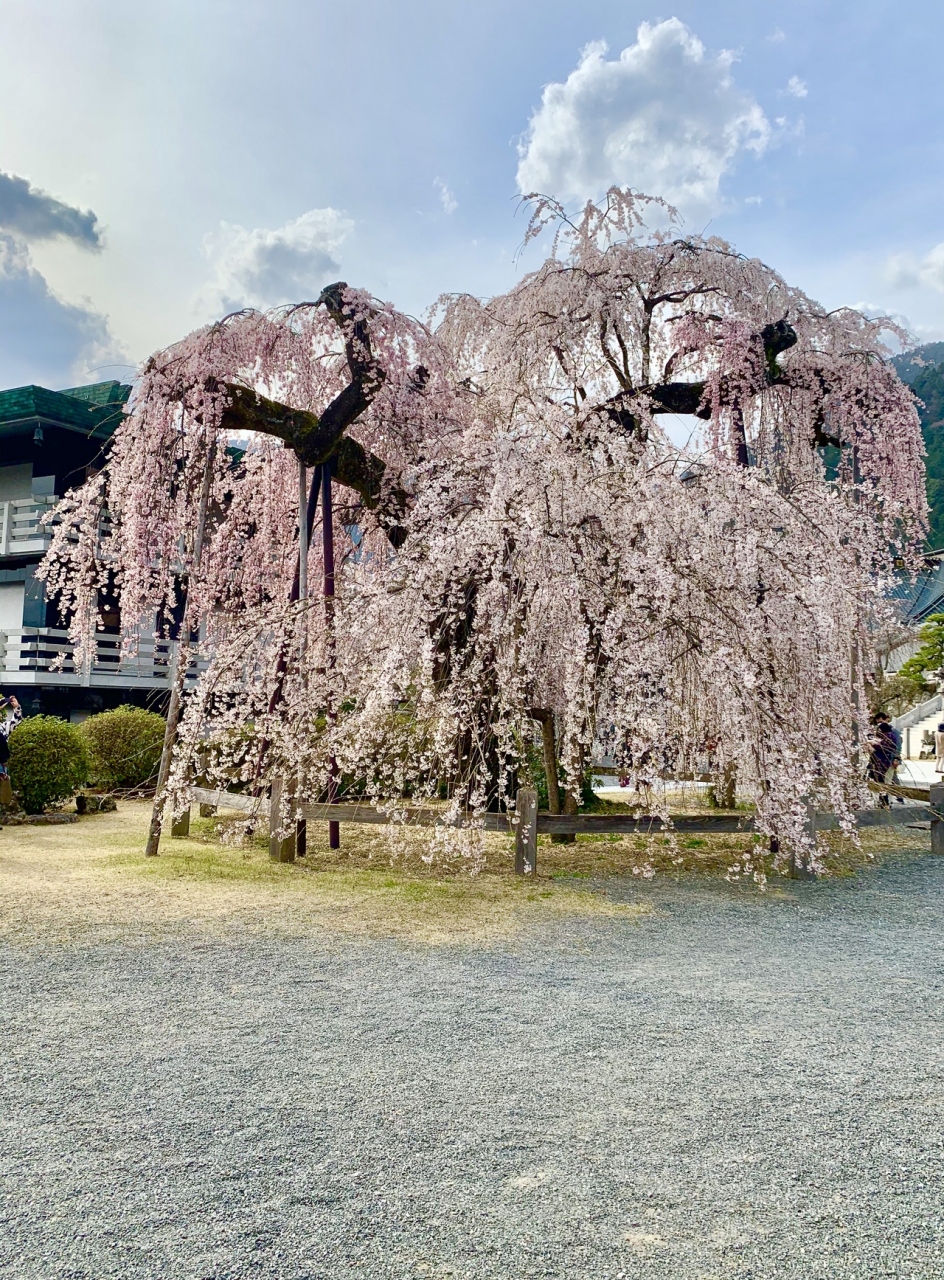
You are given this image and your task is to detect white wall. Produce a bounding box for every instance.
[884,639,922,673]
[0,464,32,502]
[0,582,25,630]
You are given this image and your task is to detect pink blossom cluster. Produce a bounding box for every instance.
[39,190,927,871]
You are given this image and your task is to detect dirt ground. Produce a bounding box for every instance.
[0,801,649,946]
[0,799,927,947]
[2,814,942,1279]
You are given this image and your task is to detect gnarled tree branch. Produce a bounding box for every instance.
[591,319,801,441]
[220,386,410,547]
[217,282,410,547]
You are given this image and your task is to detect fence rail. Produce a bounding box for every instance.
[0,627,202,689]
[175,783,942,879]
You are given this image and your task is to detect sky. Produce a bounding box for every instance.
[1,0,943,389]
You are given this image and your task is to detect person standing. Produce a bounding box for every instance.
[877,711,904,803]
[935,721,944,775]
[868,717,898,808]
[0,694,22,809]
[878,712,902,761]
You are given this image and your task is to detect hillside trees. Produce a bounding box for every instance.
[39,190,927,866]
[912,361,944,547]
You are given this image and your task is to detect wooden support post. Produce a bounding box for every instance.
[269,777,296,862]
[170,806,191,838]
[296,457,308,860]
[515,787,538,876]
[930,783,944,856]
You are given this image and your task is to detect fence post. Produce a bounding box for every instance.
[931,783,944,856]
[515,787,538,876]
[269,776,296,862]
[170,805,191,838]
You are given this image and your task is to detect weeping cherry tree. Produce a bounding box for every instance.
[40,190,926,869]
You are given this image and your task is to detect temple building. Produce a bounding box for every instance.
[0,379,172,719]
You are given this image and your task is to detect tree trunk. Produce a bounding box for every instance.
[531,710,579,846]
[556,786,578,846]
[529,709,561,815]
[708,762,737,810]
[145,438,216,856]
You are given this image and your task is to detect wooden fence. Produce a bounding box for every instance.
[177,782,944,880]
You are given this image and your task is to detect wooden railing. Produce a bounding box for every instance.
[0,628,202,689]
[175,784,941,880]
[0,497,58,556]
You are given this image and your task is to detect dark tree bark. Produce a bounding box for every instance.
[215,281,409,547]
[220,309,804,548]
[529,708,562,815]
[592,319,800,441]
[219,391,410,547]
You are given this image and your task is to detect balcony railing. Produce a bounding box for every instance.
[0,628,202,689]
[0,497,59,556]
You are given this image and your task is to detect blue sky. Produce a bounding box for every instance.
[1,0,942,387]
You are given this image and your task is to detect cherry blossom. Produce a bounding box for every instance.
[40,190,926,870]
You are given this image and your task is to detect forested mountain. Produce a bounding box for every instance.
[892,343,944,386]
[893,344,944,548]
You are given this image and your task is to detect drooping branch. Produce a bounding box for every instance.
[592,319,800,440]
[334,437,410,548]
[220,385,410,547]
[216,282,410,546]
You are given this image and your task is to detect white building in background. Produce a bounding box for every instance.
[0,379,176,721]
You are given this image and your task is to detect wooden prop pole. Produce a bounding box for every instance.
[514,787,538,875]
[322,463,340,850]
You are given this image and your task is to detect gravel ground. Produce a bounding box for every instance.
[2,848,943,1279]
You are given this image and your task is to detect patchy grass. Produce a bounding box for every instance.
[0,796,932,948]
[0,801,649,947]
[815,824,934,877]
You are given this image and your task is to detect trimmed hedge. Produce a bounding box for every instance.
[79,705,166,789]
[9,716,90,813]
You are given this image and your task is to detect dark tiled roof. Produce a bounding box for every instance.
[59,381,131,407]
[0,380,131,440]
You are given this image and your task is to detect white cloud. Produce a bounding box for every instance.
[768,28,786,43]
[885,243,944,292]
[785,76,808,99]
[434,178,458,215]
[745,195,763,205]
[0,232,121,386]
[515,19,770,222]
[200,207,354,313]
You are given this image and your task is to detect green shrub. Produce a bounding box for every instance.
[868,671,929,719]
[9,716,90,813]
[79,705,166,789]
